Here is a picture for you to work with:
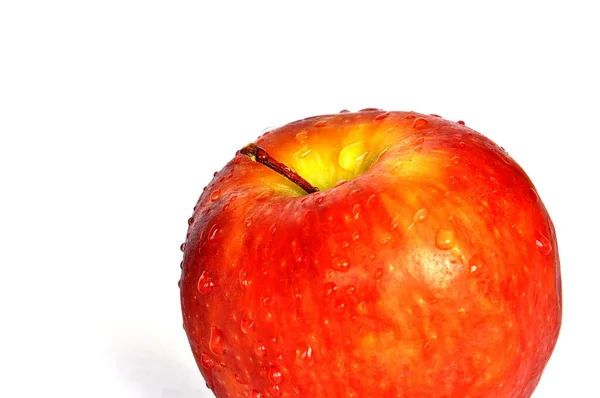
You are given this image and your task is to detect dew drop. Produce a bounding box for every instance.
[255,341,267,358]
[415,136,425,145]
[374,267,383,280]
[375,111,390,121]
[269,223,277,234]
[294,146,312,160]
[324,282,338,299]
[234,373,245,384]
[187,217,194,226]
[436,228,455,250]
[535,231,552,255]
[201,353,214,369]
[450,156,460,164]
[197,270,214,295]
[413,145,423,152]
[413,208,428,223]
[457,120,465,125]
[339,109,350,113]
[331,256,350,272]
[295,131,309,143]
[359,108,381,112]
[210,190,221,202]
[529,188,539,203]
[210,326,226,355]
[180,243,186,252]
[352,231,360,240]
[260,290,272,309]
[314,120,327,128]
[390,161,403,173]
[338,141,368,171]
[458,142,466,149]
[270,385,282,396]
[413,118,428,129]
[352,204,361,219]
[316,196,325,204]
[251,390,263,398]
[335,298,346,313]
[245,217,253,228]
[239,268,250,289]
[335,179,348,188]
[269,366,283,385]
[296,344,316,368]
[241,318,255,333]
[208,224,219,240]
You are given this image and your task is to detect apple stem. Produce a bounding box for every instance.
[239,143,319,194]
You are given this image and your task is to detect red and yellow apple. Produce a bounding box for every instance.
[179,110,561,397]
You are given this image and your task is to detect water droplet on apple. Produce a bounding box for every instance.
[209,327,226,355]
[201,353,214,369]
[413,118,428,129]
[295,131,309,143]
[457,120,465,125]
[245,217,253,228]
[269,366,283,385]
[374,267,383,280]
[458,141,466,149]
[241,318,255,333]
[352,204,361,219]
[338,141,368,171]
[210,190,221,202]
[535,231,552,255]
[390,161,403,173]
[359,108,382,112]
[197,270,214,295]
[255,341,267,358]
[413,208,428,223]
[529,187,539,203]
[414,145,423,152]
[331,256,350,272]
[260,290,272,309]
[324,282,338,299]
[339,109,350,113]
[239,268,250,288]
[269,223,277,234]
[316,196,325,204]
[234,373,245,384]
[435,228,455,250]
[270,385,282,396]
[335,298,346,313]
[251,390,263,398]
[314,120,327,128]
[450,156,460,164]
[208,224,219,240]
[296,344,316,368]
[180,243,186,252]
[415,137,425,145]
[187,217,194,226]
[352,231,360,240]
[375,111,390,120]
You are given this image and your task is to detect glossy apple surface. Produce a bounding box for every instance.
[180,110,561,398]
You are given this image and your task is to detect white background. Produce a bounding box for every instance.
[1,1,598,397]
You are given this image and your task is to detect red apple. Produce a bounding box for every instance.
[179,110,561,397]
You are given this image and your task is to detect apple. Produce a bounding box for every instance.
[179,110,561,397]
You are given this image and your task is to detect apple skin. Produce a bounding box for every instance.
[180,110,561,398]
